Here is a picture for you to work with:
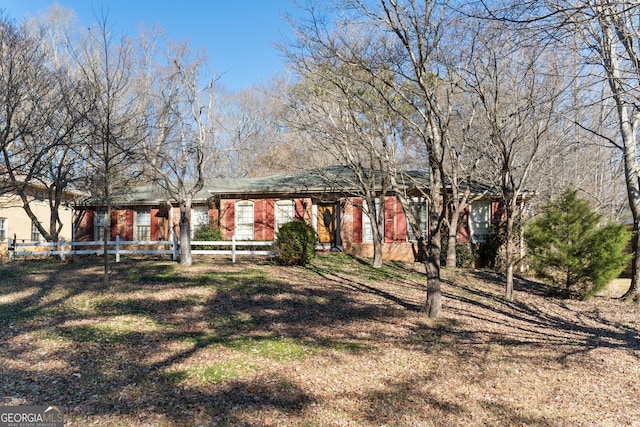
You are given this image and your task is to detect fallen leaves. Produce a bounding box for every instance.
[0,257,638,426]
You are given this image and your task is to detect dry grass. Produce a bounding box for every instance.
[1,254,639,426]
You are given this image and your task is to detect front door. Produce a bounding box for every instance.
[317,204,335,244]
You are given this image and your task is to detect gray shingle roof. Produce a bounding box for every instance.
[75,165,436,206]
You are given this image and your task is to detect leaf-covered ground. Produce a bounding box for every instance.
[1,255,639,426]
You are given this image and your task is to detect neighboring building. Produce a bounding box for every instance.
[73,166,524,263]
[0,181,82,256]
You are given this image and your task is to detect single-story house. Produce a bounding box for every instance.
[73,166,517,262]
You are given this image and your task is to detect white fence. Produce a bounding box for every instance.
[7,235,278,263]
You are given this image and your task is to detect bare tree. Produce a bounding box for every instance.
[284,0,480,315]
[460,19,564,300]
[285,65,400,268]
[139,35,218,266]
[77,12,146,283]
[0,13,86,243]
[483,0,640,301]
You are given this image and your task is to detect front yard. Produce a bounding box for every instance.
[1,255,639,426]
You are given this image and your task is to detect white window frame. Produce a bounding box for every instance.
[135,209,151,241]
[362,199,382,243]
[275,200,295,235]
[235,201,254,240]
[191,206,210,237]
[31,221,42,242]
[470,201,491,244]
[406,199,429,242]
[0,217,7,241]
[95,210,107,241]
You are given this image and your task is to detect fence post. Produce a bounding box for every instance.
[59,237,66,261]
[8,237,14,262]
[115,235,120,263]
[232,235,236,263]
[172,233,178,261]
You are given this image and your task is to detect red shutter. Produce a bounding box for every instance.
[125,210,134,240]
[458,205,470,243]
[396,198,407,242]
[80,210,94,242]
[150,208,160,240]
[492,201,504,224]
[254,200,265,240]
[224,201,235,239]
[384,197,396,243]
[210,206,219,229]
[265,199,275,241]
[110,210,118,240]
[295,199,305,221]
[353,199,363,243]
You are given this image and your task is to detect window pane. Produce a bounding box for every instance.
[136,209,151,241]
[0,218,7,241]
[362,200,381,243]
[275,201,295,234]
[31,222,41,242]
[96,211,106,226]
[236,202,254,240]
[191,206,210,237]
[136,210,151,225]
[407,200,428,241]
[470,201,491,243]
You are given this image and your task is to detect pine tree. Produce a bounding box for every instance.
[525,190,632,299]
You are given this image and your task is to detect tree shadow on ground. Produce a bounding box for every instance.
[430,270,640,360]
[0,258,410,424]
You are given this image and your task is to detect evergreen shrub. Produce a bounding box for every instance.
[524,190,632,300]
[276,221,316,266]
[193,226,224,250]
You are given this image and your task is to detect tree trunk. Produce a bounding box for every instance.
[504,208,516,301]
[179,197,192,266]
[622,221,640,302]
[373,233,383,268]
[422,233,442,318]
[445,226,457,269]
[103,202,111,287]
[504,238,514,301]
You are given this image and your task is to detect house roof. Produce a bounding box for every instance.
[75,165,525,207]
[207,165,432,199]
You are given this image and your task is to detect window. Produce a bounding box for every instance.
[95,210,107,241]
[275,200,295,234]
[31,221,42,242]
[0,218,7,241]
[406,199,429,242]
[235,201,254,240]
[470,201,491,243]
[362,200,382,242]
[191,206,210,237]
[136,209,151,241]
[34,190,45,203]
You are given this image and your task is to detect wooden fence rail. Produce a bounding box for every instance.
[7,235,278,263]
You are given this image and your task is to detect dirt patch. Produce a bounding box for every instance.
[1,255,638,426]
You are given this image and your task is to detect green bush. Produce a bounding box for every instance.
[440,238,474,268]
[477,224,506,268]
[276,221,316,266]
[524,190,632,300]
[193,226,224,250]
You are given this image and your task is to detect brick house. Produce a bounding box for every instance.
[74,166,512,262]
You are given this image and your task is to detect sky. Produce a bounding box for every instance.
[0,0,300,92]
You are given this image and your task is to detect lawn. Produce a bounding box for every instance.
[1,254,639,426]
